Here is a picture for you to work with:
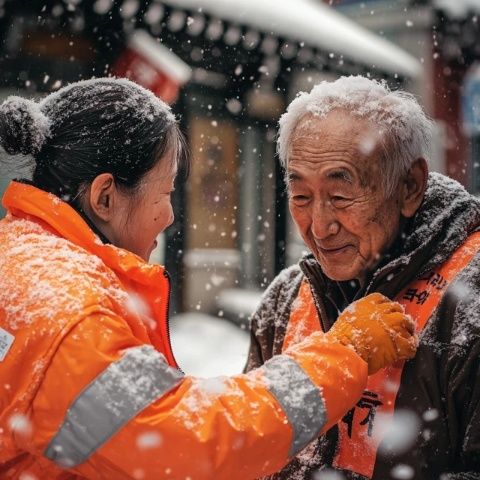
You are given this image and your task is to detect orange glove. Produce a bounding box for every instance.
[325,293,417,374]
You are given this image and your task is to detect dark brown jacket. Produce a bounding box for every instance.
[246,173,480,480]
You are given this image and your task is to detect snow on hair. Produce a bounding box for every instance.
[39,77,176,126]
[278,75,434,197]
[0,96,50,156]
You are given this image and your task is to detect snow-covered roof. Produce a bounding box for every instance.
[434,0,480,19]
[162,0,422,78]
[129,30,192,83]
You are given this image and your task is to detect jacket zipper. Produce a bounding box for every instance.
[163,270,184,374]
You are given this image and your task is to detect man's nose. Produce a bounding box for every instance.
[311,200,340,239]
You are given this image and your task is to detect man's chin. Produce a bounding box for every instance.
[324,271,359,282]
[316,259,363,283]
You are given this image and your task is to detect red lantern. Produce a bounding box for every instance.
[111,30,191,104]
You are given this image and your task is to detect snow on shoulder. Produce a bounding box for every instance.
[0,217,129,331]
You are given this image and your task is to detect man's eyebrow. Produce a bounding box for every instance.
[326,169,354,183]
[287,171,303,182]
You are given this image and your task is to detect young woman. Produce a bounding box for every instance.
[0,78,416,480]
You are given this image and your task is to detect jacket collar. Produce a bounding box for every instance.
[2,180,167,286]
[2,181,178,367]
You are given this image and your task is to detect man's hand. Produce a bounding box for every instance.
[325,293,417,374]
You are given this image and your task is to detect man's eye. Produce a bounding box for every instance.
[331,195,352,208]
[291,195,309,205]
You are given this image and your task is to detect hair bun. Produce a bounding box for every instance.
[0,96,50,156]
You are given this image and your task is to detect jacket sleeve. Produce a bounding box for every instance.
[443,314,480,476]
[433,259,480,477]
[26,309,367,480]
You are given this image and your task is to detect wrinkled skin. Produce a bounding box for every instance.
[287,110,419,283]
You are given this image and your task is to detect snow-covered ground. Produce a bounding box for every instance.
[169,313,250,377]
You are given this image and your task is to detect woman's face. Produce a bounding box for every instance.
[114,156,176,261]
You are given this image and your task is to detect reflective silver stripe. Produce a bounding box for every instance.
[44,345,184,468]
[262,355,326,457]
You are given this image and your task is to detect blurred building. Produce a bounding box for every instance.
[333,0,480,191]
[0,0,422,321]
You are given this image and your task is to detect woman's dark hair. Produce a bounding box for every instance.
[0,78,188,205]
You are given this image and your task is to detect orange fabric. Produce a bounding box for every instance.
[334,231,480,478]
[283,282,321,350]
[286,232,480,479]
[283,281,322,351]
[286,333,367,435]
[0,181,368,480]
[1,181,176,367]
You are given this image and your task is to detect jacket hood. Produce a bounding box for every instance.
[373,172,480,282]
[401,172,480,268]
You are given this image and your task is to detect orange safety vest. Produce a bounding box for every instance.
[284,232,480,479]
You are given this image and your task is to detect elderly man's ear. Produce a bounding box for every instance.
[400,157,429,218]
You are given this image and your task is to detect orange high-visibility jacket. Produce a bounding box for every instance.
[0,181,368,480]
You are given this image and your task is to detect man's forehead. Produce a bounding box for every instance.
[288,164,355,182]
[293,110,382,141]
[289,112,385,174]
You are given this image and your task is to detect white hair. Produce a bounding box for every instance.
[278,75,434,196]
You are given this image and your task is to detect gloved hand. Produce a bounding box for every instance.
[325,293,417,374]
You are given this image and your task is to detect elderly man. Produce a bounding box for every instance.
[246,76,480,479]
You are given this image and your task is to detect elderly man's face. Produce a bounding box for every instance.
[288,111,406,282]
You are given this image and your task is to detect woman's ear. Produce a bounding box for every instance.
[87,173,116,222]
[401,157,429,218]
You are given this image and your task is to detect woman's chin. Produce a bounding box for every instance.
[144,241,158,262]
